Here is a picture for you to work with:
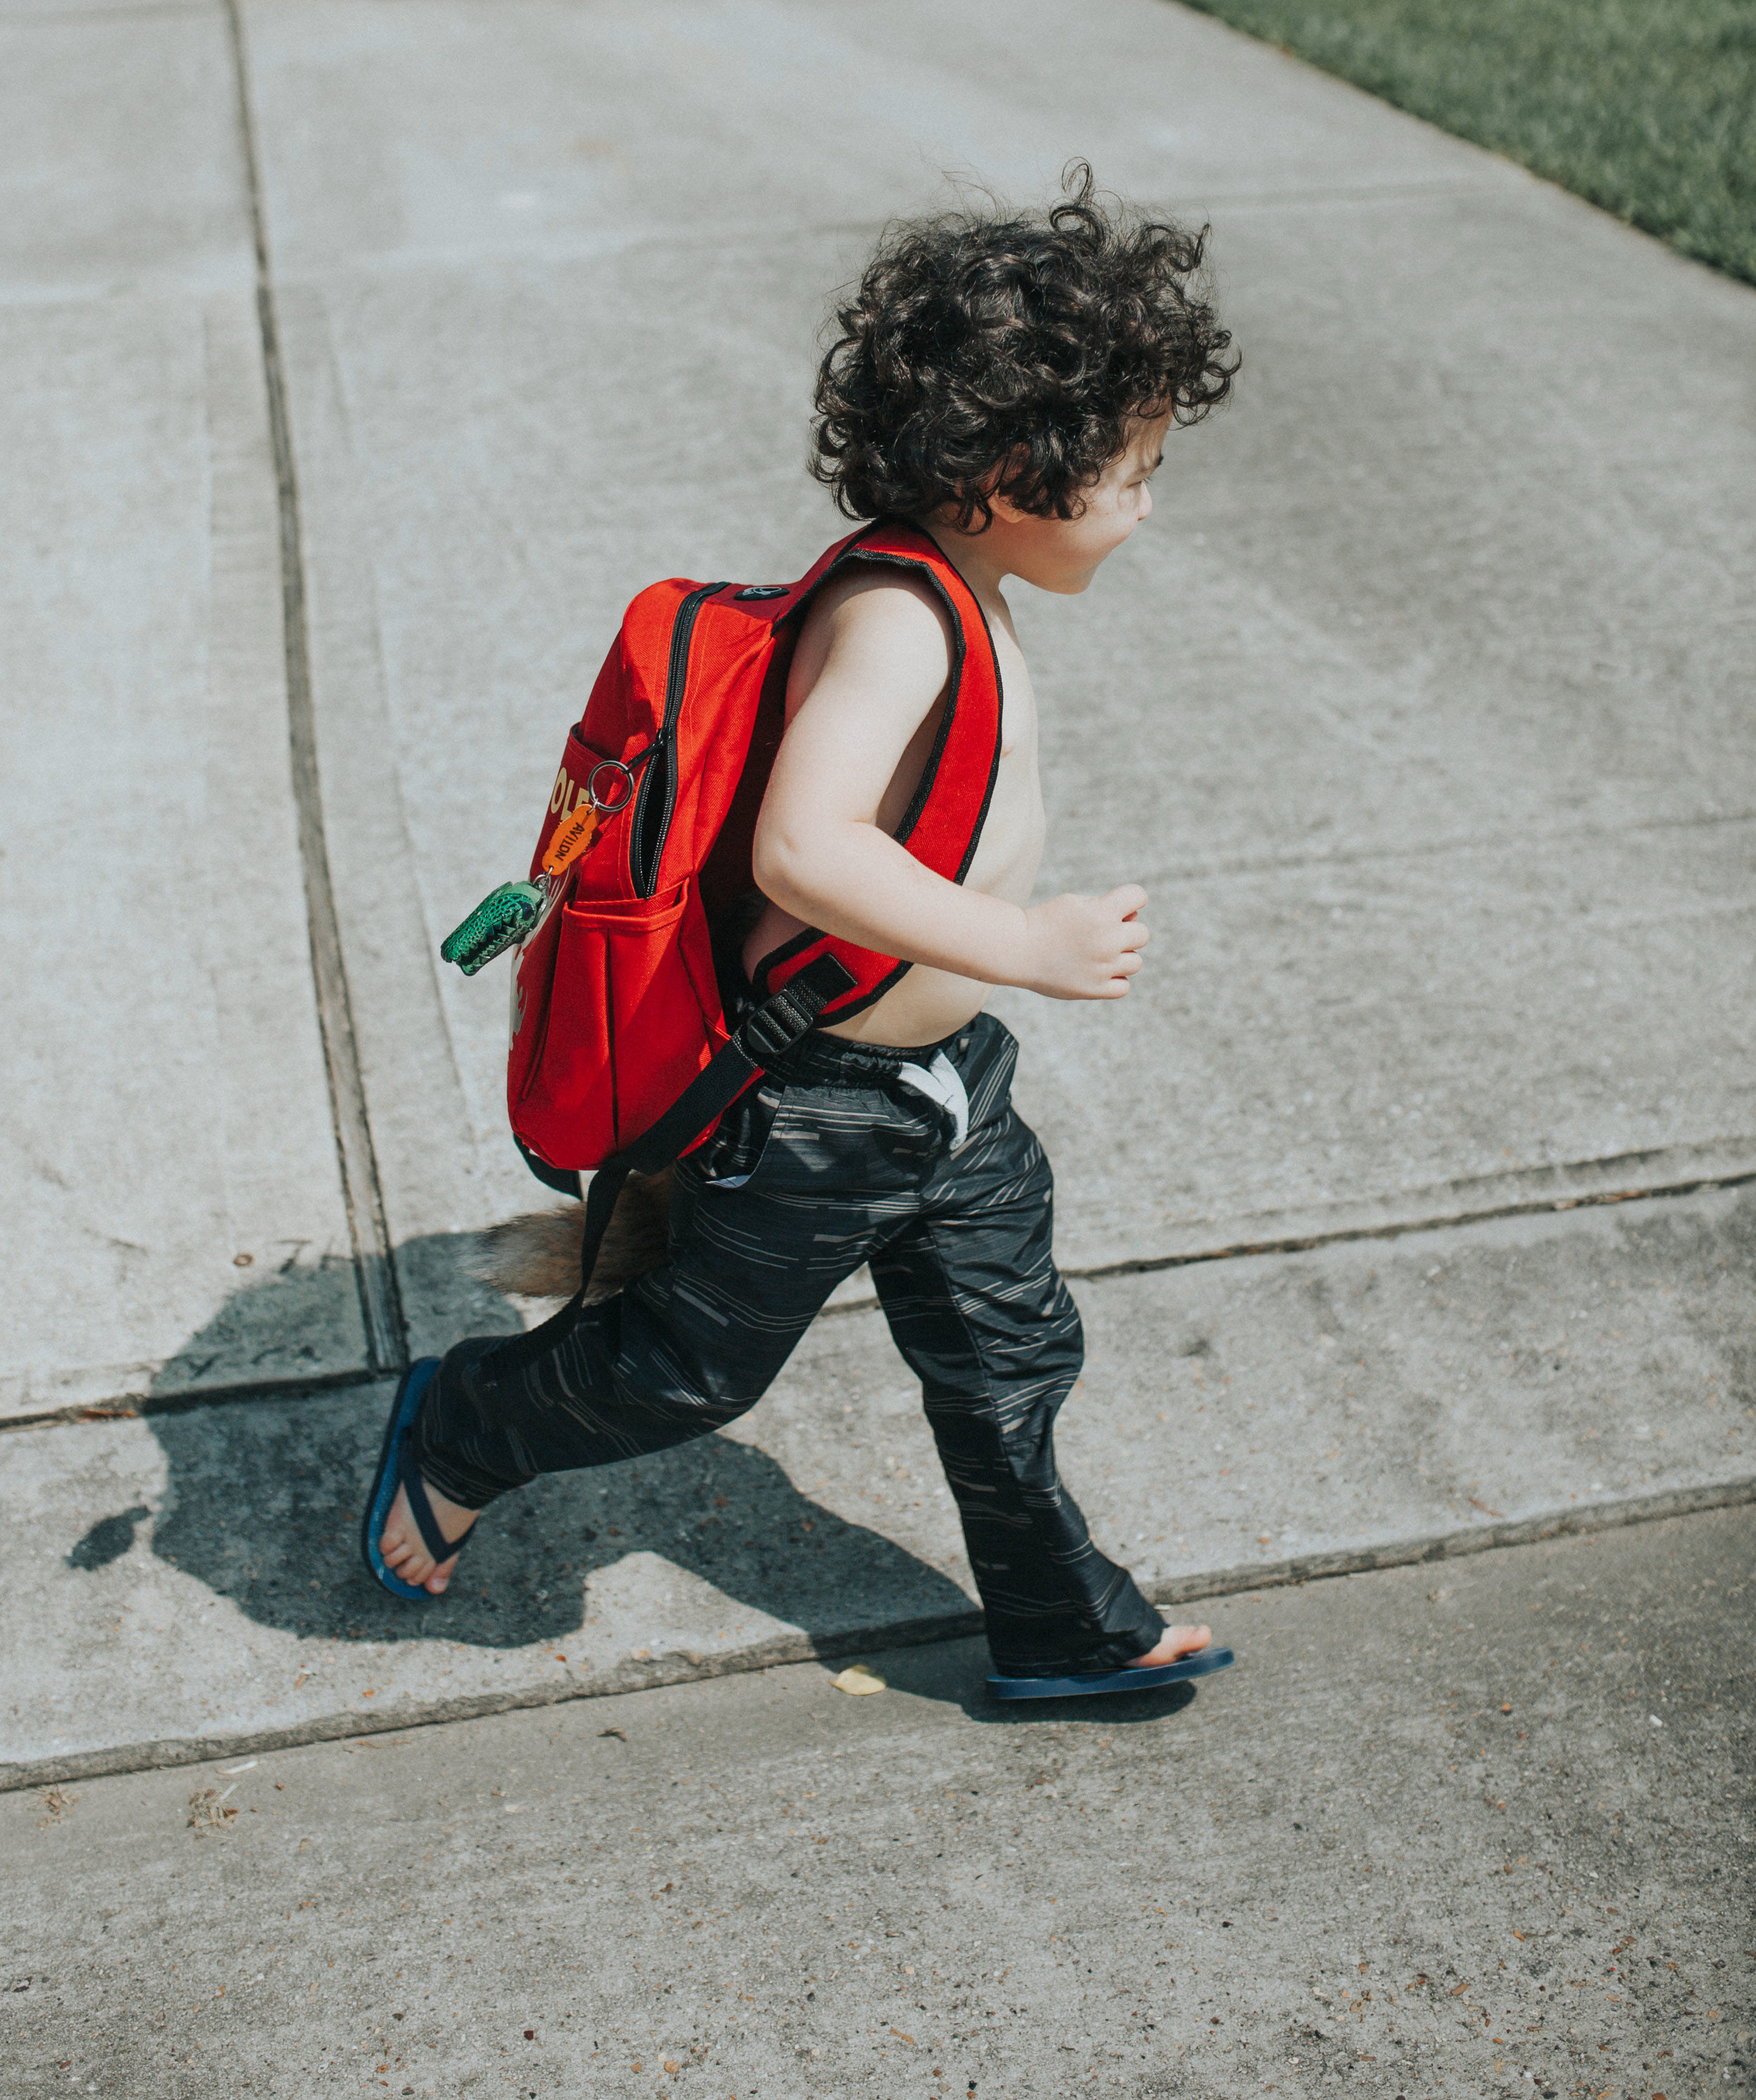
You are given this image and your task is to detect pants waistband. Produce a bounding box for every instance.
[764,1017,980,1088]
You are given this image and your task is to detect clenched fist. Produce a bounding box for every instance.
[1016,885,1150,1000]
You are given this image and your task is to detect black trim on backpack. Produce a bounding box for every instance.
[629,581,728,898]
[833,535,1003,860]
[514,1137,582,1201]
[747,523,1005,1022]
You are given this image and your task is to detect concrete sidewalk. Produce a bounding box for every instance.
[0,0,367,1419]
[4,0,1755,1780]
[256,0,1756,1312]
[8,1181,1752,1786]
[5,1511,1751,2099]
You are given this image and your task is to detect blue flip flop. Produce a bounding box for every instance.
[361,1358,478,1600]
[986,1645,1235,1701]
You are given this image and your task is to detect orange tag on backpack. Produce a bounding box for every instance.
[542,802,598,878]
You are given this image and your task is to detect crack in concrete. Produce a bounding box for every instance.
[5,1472,1749,1794]
[6,1147,1752,1428]
[223,0,405,1375]
[1068,1161,1756,1286]
[813,1151,1756,1317]
[1134,802,1756,889]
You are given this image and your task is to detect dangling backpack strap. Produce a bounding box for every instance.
[486,953,856,1375]
[577,950,856,1285]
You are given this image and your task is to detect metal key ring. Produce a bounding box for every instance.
[587,759,637,814]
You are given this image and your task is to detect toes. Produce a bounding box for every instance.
[379,1473,476,1593]
[381,1532,430,1582]
[1131,1624,1211,1667]
[379,1489,435,1581]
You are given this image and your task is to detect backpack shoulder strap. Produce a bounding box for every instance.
[752,519,1004,1024]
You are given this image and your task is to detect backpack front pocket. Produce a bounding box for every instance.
[511,879,723,1165]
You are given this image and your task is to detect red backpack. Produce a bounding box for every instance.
[448,519,1002,1283]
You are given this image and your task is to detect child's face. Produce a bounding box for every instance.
[988,408,1173,595]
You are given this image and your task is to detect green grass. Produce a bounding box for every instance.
[1179,0,1756,283]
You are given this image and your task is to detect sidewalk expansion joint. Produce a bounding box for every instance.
[5,1473,1748,1793]
[812,1152,1756,1318]
[6,1151,1750,1426]
[1068,1162,1756,1288]
[256,178,1507,292]
[1144,801,1756,888]
[0,1365,386,1435]
[223,0,406,1377]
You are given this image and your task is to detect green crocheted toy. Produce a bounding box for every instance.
[440,880,546,976]
[441,790,611,975]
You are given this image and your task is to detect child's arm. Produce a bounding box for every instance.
[752,575,1147,1000]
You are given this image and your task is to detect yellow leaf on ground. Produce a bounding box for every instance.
[831,1664,887,1695]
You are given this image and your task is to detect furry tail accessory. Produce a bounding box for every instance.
[475,1167,673,1304]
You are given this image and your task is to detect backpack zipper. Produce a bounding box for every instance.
[629,581,726,896]
[662,582,726,740]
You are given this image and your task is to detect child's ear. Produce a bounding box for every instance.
[987,485,1088,530]
[985,449,1030,523]
[945,452,1029,532]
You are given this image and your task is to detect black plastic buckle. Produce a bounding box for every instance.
[738,953,857,1062]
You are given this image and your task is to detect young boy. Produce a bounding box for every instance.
[375,167,1237,1688]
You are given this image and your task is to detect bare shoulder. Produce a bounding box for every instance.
[804,558,954,641]
[790,559,955,714]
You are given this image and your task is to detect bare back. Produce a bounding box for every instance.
[742,566,1045,1047]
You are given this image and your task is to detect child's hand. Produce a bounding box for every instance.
[1018,886,1149,1000]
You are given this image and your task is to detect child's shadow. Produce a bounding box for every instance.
[137,1232,978,1657]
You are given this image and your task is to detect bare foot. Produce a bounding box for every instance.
[379,1476,478,1595]
[1127,1623,1210,1668]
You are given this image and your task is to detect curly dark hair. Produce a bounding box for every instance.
[811,164,1237,531]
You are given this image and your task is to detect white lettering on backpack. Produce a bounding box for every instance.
[551,772,597,822]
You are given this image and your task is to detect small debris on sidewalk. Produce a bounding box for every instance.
[831,1664,886,1695]
[37,1786,77,1825]
[188,1785,239,1831]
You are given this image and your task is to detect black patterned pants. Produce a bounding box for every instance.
[414,1013,1164,1676]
